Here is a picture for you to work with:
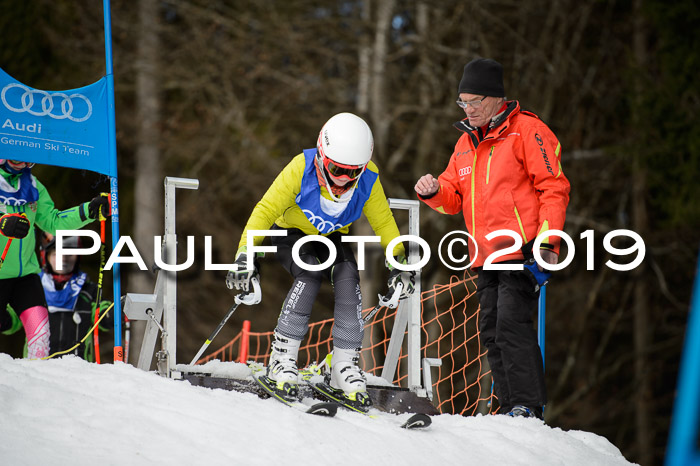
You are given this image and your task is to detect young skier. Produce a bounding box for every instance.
[38,232,111,361]
[0,159,109,359]
[226,113,415,410]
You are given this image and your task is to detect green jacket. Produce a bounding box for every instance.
[0,170,94,279]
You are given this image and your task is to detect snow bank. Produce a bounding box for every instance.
[0,354,636,466]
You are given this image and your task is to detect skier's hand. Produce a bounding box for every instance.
[88,193,110,220]
[226,253,259,293]
[0,213,30,239]
[386,256,415,300]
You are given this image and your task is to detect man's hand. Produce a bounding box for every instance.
[538,249,558,271]
[414,174,440,197]
[523,258,551,292]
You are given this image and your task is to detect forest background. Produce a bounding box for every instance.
[1,1,698,465]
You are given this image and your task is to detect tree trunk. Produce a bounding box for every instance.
[369,0,396,161]
[128,0,162,365]
[357,0,371,115]
[357,0,396,310]
[632,0,651,463]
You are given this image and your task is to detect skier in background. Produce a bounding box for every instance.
[0,159,109,359]
[226,113,415,410]
[38,232,111,361]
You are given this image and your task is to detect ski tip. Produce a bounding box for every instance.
[306,402,339,417]
[401,413,432,429]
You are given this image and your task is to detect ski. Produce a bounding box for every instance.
[400,413,432,429]
[309,381,432,430]
[308,381,372,414]
[254,374,338,417]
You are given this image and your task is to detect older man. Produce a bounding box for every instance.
[415,58,570,420]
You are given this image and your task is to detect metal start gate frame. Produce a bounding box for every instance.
[123,177,441,400]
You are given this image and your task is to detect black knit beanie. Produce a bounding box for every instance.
[458,58,505,97]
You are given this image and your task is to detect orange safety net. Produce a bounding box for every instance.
[200,270,496,416]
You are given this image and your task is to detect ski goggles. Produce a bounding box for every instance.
[316,145,366,181]
[323,157,365,180]
[7,160,35,169]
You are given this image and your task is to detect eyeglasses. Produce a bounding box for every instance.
[456,96,487,109]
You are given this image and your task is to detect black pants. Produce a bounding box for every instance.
[271,226,363,349]
[476,265,546,411]
[48,310,94,359]
[0,275,47,331]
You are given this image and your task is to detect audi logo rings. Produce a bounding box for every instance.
[302,209,344,234]
[1,83,92,122]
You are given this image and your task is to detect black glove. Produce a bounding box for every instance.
[226,253,259,293]
[0,213,30,239]
[88,194,110,220]
[386,256,416,300]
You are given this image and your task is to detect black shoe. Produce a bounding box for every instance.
[506,405,543,420]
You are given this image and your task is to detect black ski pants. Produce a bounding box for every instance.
[476,264,546,412]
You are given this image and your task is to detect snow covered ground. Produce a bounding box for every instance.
[0,354,636,466]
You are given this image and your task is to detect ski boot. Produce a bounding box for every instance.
[506,405,544,420]
[325,347,372,412]
[258,331,301,402]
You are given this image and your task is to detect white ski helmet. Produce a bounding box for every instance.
[317,112,374,170]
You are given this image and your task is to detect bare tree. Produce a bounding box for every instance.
[631,0,651,463]
[128,0,163,364]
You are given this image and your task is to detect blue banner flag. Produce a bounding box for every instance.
[0,67,114,177]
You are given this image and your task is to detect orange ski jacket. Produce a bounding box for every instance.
[420,101,570,268]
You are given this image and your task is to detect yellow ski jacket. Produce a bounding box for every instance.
[237,153,405,258]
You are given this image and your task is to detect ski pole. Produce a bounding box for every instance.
[362,282,403,324]
[92,193,109,364]
[73,311,82,357]
[0,238,13,272]
[190,277,261,365]
[362,304,382,324]
[124,315,131,363]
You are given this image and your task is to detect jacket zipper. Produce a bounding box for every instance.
[486,146,495,184]
[513,205,528,243]
[470,151,477,235]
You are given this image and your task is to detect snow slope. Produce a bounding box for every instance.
[0,354,636,466]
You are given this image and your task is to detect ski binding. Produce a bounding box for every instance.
[254,374,338,417]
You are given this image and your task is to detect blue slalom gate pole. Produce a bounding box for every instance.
[538,285,546,371]
[665,252,700,466]
[103,0,123,362]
